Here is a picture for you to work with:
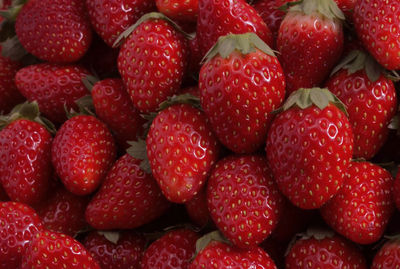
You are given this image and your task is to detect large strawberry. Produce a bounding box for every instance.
[266,88,354,209]
[15,0,92,63]
[321,161,395,244]
[371,237,400,268]
[277,0,345,94]
[326,50,397,159]
[199,33,285,153]
[353,0,400,70]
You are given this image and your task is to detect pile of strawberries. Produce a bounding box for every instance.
[0,0,400,268]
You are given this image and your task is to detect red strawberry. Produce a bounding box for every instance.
[266,88,354,209]
[333,0,356,16]
[0,201,44,268]
[321,161,395,244]
[156,0,198,23]
[84,231,146,269]
[85,153,170,230]
[117,13,189,113]
[20,230,100,269]
[51,115,116,196]
[197,0,273,57]
[199,33,285,153]
[185,188,210,227]
[15,0,92,63]
[85,0,156,47]
[277,0,345,94]
[326,50,397,159]
[371,237,400,269]
[146,103,220,203]
[353,0,400,70]
[15,63,92,124]
[141,228,199,269]
[207,154,283,248]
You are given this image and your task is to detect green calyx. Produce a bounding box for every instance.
[126,138,151,174]
[194,231,230,256]
[289,0,345,21]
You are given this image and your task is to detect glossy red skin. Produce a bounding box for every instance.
[199,49,285,153]
[190,241,277,269]
[118,19,188,113]
[266,104,354,209]
[85,154,170,229]
[156,0,198,22]
[86,0,156,47]
[15,63,92,124]
[147,104,220,203]
[20,230,100,269]
[141,229,199,269]
[372,239,400,269]
[15,0,92,63]
[353,0,400,70]
[197,0,273,57]
[0,119,52,205]
[91,78,145,149]
[333,0,356,15]
[0,202,44,268]
[277,11,343,94]
[326,69,397,159]
[185,188,210,227]
[285,234,367,269]
[51,115,116,196]
[84,231,146,269]
[321,162,395,245]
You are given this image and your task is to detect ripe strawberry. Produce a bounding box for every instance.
[84,231,146,269]
[15,0,92,63]
[321,161,395,244]
[85,0,156,47]
[15,63,92,124]
[0,201,44,268]
[20,230,100,269]
[51,115,116,196]
[197,0,273,57]
[353,0,400,70]
[266,88,354,209]
[207,154,283,248]
[277,0,345,94]
[371,237,400,269]
[117,13,189,113]
[146,103,220,203]
[85,153,170,230]
[156,0,198,23]
[199,33,285,153]
[326,50,397,159]
[141,228,199,269]
[185,188,211,227]
[333,0,356,16]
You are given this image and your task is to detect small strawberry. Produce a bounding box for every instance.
[277,0,345,94]
[353,0,400,70]
[199,33,286,153]
[15,0,92,63]
[320,161,395,244]
[371,236,400,269]
[20,230,100,269]
[51,115,116,196]
[85,153,170,230]
[185,188,211,227]
[156,0,198,23]
[266,88,354,209]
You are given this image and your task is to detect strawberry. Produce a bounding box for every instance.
[207,154,283,248]
[51,115,116,196]
[266,88,354,209]
[116,13,189,113]
[15,63,92,124]
[197,0,273,57]
[146,103,220,203]
[199,33,285,153]
[333,0,356,16]
[85,0,156,47]
[0,201,44,268]
[156,0,198,23]
[20,230,100,269]
[85,153,170,230]
[371,237,400,269]
[326,50,397,159]
[185,188,211,227]
[277,0,345,94]
[141,228,199,269]
[353,0,400,70]
[320,161,395,244]
[84,231,146,269]
[15,0,92,63]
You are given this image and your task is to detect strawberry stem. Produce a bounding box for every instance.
[289,0,345,21]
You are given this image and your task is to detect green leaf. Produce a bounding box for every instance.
[126,139,152,174]
[289,0,345,21]
[97,231,120,245]
[81,75,100,92]
[1,35,28,61]
[195,231,230,255]
[158,93,201,111]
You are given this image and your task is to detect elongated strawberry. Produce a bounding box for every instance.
[156,0,198,23]
[277,0,345,94]
[15,0,92,63]
[266,88,354,209]
[371,237,400,269]
[199,33,285,153]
